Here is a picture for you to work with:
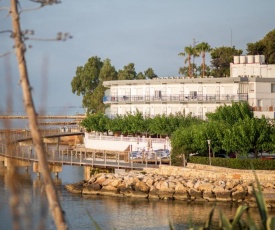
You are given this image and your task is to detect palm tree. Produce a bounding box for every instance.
[196,42,212,77]
[178,45,197,78]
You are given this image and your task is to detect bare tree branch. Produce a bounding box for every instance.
[0,6,10,11]
[0,51,13,57]
[0,30,14,34]
[19,5,43,14]
[26,32,73,41]
[9,0,68,229]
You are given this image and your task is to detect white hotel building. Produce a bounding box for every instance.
[102,55,275,120]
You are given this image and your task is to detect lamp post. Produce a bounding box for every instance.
[207,139,211,165]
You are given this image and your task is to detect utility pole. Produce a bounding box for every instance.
[192,38,198,77]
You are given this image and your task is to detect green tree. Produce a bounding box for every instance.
[122,111,147,135]
[206,102,253,126]
[144,68,158,79]
[81,112,109,133]
[136,72,145,79]
[71,56,104,113]
[99,58,117,81]
[107,114,125,134]
[196,64,211,78]
[178,66,188,76]
[148,114,169,137]
[117,63,137,80]
[178,45,198,77]
[210,46,242,77]
[203,121,230,157]
[171,123,206,165]
[223,117,272,158]
[195,42,212,77]
[71,57,117,114]
[247,29,275,64]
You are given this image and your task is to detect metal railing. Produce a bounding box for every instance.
[0,143,162,170]
[103,93,248,104]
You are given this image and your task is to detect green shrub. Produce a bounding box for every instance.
[189,157,275,170]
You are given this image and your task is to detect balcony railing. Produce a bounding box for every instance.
[103,93,248,104]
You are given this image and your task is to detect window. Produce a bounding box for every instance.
[271,84,275,93]
[189,91,197,99]
[154,90,162,98]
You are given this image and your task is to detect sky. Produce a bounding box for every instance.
[1,0,275,116]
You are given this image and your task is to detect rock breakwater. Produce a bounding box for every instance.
[65,170,275,207]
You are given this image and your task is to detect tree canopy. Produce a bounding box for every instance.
[71,57,157,114]
[195,42,212,77]
[247,29,275,64]
[210,46,243,77]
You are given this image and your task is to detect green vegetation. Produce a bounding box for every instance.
[72,30,275,114]
[71,57,157,114]
[247,29,275,64]
[210,46,243,77]
[81,102,275,168]
[178,29,275,78]
[189,157,275,170]
[171,102,275,165]
[81,110,198,137]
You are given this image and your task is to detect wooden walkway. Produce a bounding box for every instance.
[0,130,163,170]
[0,146,161,170]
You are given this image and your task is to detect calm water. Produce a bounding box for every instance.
[1,164,275,230]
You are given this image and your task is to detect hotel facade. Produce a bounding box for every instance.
[103,55,275,119]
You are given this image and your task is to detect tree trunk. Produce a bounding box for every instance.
[10,1,68,229]
[188,55,192,77]
[202,52,205,77]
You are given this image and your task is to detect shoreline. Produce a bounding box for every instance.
[65,167,275,208]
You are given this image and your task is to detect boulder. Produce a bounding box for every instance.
[99,185,119,196]
[202,191,216,202]
[135,180,150,193]
[148,186,161,199]
[232,190,247,202]
[188,188,202,201]
[173,188,189,201]
[65,180,86,194]
[198,183,214,192]
[82,183,101,195]
[215,190,232,202]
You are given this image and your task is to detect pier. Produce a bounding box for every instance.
[0,129,163,179]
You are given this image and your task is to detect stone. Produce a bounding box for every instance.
[185,180,194,189]
[65,169,275,206]
[157,190,174,200]
[135,180,150,193]
[95,175,107,184]
[232,190,247,202]
[99,185,119,196]
[82,183,102,195]
[145,178,154,187]
[173,190,189,201]
[212,185,225,193]
[215,190,232,202]
[148,186,160,199]
[198,182,214,192]
[65,180,86,194]
[188,188,202,201]
[202,191,216,202]
[131,190,148,199]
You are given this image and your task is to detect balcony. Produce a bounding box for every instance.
[103,93,248,104]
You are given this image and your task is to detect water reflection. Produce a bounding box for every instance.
[1,164,275,230]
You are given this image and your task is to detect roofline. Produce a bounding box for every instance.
[103,77,251,87]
